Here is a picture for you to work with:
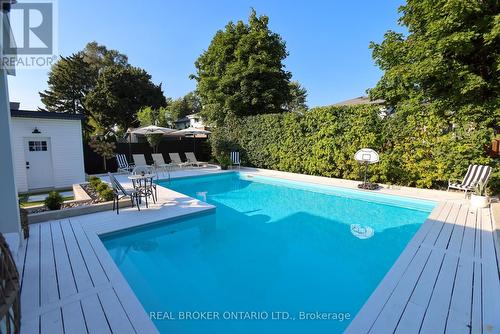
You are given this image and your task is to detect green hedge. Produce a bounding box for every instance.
[211,105,499,194]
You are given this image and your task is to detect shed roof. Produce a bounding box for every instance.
[10,109,85,121]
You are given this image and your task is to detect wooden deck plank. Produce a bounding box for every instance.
[21,224,40,314]
[60,221,94,292]
[471,261,482,334]
[50,221,78,299]
[447,205,469,254]
[422,202,454,246]
[80,294,112,334]
[395,249,445,332]
[70,219,109,286]
[61,301,87,334]
[39,223,59,306]
[461,207,478,258]
[419,253,460,333]
[40,308,64,334]
[98,289,135,334]
[435,203,461,249]
[481,209,500,333]
[446,256,474,334]
[368,246,432,333]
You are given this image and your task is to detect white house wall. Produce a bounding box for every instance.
[11,117,85,192]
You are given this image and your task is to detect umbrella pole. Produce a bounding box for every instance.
[128,133,132,161]
[193,135,196,153]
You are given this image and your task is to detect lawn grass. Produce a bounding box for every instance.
[20,196,74,208]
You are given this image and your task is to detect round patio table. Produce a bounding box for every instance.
[128,173,157,207]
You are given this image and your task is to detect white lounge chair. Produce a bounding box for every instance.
[185,152,206,167]
[132,154,149,167]
[116,154,134,173]
[231,151,241,169]
[151,153,171,172]
[448,164,492,197]
[169,153,192,168]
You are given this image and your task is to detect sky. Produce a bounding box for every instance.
[8,0,405,110]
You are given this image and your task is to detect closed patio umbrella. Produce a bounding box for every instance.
[171,127,211,153]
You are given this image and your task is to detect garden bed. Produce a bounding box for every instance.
[26,183,132,224]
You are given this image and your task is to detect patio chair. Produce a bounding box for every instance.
[448,164,492,197]
[116,154,134,173]
[231,151,241,169]
[108,173,140,214]
[169,153,192,168]
[185,152,206,167]
[132,154,149,167]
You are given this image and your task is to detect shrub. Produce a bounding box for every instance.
[99,188,115,201]
[44,191,64,210]
[95,182,109,193]
[89,176,102,188]
[209,104,498,194]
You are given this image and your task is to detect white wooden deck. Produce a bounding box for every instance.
[14,168,500,334]
[16,168,222,334]
[346,201,500,334]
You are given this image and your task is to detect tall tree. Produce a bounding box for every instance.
[192,9,292,125]
[39,54,94,115]
[168,91,202,120]
[85,66,166,132]
[369,0,499,127]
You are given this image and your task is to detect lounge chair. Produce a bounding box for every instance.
[108,173,140,214]
[185,152,206,167]
[169,153,192,168]
[151,153,172,172]
[132,154,149,167]
[231,151,241,169]
[116,154,134,173]
[448,164,492,197]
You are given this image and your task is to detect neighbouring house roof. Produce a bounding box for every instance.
[10,109,85,121]
[333,96,385,106]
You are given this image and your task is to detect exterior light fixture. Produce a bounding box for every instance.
[32,127,41,134]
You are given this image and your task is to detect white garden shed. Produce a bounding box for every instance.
[10,108,86,193]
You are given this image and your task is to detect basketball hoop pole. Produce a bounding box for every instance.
[363,161,369,184]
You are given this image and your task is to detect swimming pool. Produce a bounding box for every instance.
[102,172,435,334]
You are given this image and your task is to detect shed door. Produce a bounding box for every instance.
[24,138,54,189]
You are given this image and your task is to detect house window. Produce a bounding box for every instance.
[28,141,47,152]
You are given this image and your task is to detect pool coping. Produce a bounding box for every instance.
[18,167,487,333]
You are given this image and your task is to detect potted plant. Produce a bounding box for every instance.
[470,181,489,208]
[217,154,231,170]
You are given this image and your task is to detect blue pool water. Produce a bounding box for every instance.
[102,172,435,334]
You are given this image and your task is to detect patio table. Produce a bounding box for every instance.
[128,173,157,207]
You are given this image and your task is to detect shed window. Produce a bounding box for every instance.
[28,141,47,152]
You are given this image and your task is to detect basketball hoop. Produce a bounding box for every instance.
[354,148,380,189]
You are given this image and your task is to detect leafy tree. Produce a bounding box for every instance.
[39,42,164,135]
[85,65,166,132]
[39,54,94,115]
[167,91,202,121]
[369,0,500,127]
[285,81,308,113]
[192,9,292,125]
